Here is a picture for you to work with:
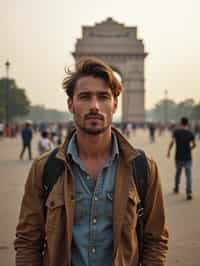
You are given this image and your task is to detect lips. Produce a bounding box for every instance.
[85,114,104,120]
[87,116,101,119]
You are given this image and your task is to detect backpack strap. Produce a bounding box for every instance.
[133,150,148,204]
[42,125,76,214]
[133,150,148,266]
[43,147,65,215]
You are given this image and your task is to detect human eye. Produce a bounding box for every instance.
[78,93,90,100]
[98,93,111,100]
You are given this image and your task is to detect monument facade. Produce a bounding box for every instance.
[73,18,147,123]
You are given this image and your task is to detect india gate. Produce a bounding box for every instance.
[72,17,147,123]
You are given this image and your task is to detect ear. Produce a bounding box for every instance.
[67,97,73,113]
[113,98,118,113]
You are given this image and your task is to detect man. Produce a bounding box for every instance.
[15,57,168,266]
[19,121,33,160]
[148,122,156,143]
[167,117,196,200]
[0,120,4,139]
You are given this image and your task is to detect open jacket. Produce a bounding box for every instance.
[15,127,168,266]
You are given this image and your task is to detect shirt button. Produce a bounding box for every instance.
[92,218,97,224]
[94,196,98,201]
[91,247,96,253]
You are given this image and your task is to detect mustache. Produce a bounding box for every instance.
[84,112,104,120]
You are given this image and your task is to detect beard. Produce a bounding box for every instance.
[74,113,111,135]
[77,123,110,135]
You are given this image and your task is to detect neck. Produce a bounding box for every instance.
[181,125,188,129]
[76,127,112,160]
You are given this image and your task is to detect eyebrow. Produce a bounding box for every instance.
[78,91,112,96]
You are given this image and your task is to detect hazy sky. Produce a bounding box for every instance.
[1,0,200,114]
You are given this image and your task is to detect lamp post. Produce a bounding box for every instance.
[5,60,10,126]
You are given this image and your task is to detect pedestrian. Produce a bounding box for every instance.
[15,57,168,266]
[38,131,52,155]
[167,117,196,200]
[194,122,200,139]
[148,122,156,143]
[0,120,4,139]
[124,122,132,138]
[19,121,33,160]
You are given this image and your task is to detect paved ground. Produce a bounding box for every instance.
[0,129,200,265]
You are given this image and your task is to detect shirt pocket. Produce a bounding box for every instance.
[124,190,139,230]
[74,192,89,224]
[45,196,65,232]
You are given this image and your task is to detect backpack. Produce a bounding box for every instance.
[42,148,148,266]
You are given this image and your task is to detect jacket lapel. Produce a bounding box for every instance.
[63,165,76,266]
[113,158,132,258]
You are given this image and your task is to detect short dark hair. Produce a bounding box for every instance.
[180,117,189,126]
[63,57,123,98]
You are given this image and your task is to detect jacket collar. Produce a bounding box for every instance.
[55,125,140,165]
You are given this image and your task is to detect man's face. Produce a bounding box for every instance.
[67,76,118,135]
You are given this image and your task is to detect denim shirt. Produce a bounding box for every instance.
[67,133,119,266]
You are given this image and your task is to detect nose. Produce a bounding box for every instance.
[89,96,100,111]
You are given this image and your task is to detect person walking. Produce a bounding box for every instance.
[19,121,33,160]
[148,122,156,143]
[167,117,196,200]
[0,120,4,139]
[38,130,53,155]
[15,57,168,266]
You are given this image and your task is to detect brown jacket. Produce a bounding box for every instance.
[14,128,168,266]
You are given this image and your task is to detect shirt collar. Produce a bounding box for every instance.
[67,132,119,166]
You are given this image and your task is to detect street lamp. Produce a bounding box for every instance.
[5,60,10,126]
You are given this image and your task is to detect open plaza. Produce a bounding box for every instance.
[0,129,199,266]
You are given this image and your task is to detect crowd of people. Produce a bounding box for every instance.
[0,120,70,159]
[1,116,197,203]
[0,119,199,156]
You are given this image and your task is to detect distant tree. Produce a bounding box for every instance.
[191,103,200,120]
[22,105,72,122]
[175,99,195,120]
[0,78,30,121]
[0,107,5,121]
[146,98,200,123]
[152,99,177,122]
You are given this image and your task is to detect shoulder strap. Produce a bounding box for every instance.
[133,150,148,205]
[43,147,65,208]
[133,150,148,266]
[42,125,76,212]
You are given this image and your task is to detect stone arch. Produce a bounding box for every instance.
[72,17,147,123]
